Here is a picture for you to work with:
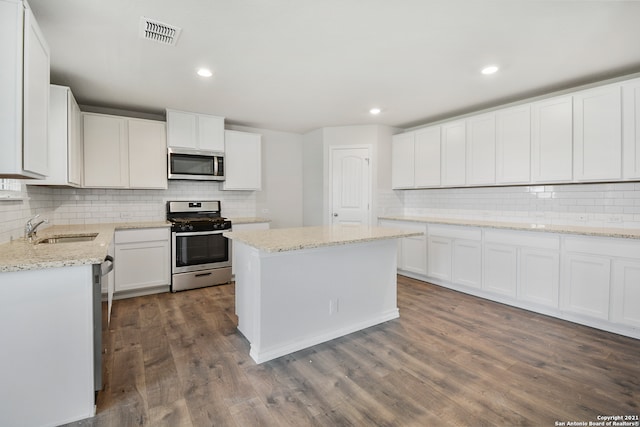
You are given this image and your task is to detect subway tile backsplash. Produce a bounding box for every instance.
[0,181,256,244]
[400,182,640,228]
[2,180,640,245]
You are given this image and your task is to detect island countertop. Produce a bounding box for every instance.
[224,224,422,253]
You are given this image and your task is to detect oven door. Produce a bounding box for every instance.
[172,230,231,274]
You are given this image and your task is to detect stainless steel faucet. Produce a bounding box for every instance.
[25,214,48,241]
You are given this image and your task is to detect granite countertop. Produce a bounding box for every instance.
[378,215,640,240]
[224,224,422,253]
[230,217,271,224]
[0,221,170,273]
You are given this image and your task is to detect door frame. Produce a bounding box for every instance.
[327,144,373,226]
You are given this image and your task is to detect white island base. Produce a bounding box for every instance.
[234,238,400,364]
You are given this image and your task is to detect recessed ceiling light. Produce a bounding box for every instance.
[369,107,382,115]
[197,68,213,77]
[481,65,499,75]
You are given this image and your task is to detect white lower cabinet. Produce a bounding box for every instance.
[379,220,427,276]
[114,228,170,294]
[380,217,639,338]
[428,235,452,281]
[452,239,482,289]
[483,242,517,298]
[519,248,560,308]
[561,235,640,325]
[561,253,611,320]
[612,259,640,328]
[428,225,481,287]
[483,229,560,306]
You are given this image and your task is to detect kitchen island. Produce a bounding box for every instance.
[224,224,422,363]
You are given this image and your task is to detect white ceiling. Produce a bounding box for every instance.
[28,0,640,134]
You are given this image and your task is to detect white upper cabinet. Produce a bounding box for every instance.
[531,95,573,183]
[166,109,224,152]
[573,84,622,181]
[83,114,129,188]
[414,126,441,187]
[441,120,466,186]
[29,85,82,187]
[622,78,640,179]
[388,76,635,189]
[466,113,496,185]
[223,130,262,191]
[496,105,531,184]
[391,133,415,189]
[0,0,50,179]
[83,113,167,189]
[128,119,167,189]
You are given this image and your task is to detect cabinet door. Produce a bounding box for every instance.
[22,6,50,177]
[223,130,262,190]
[441,120,466,186]
[611,260,640,328]
[166,110,197,149]
[482,243,517,298]
[400,226,427,276]
[428,236,452,281]
[414,127,441,187]
[115,229,170,292]
[573,85,622,181]
[466,113,495,185]
[622,78,640,179]
[391,133,415,189]
[83,114,128,187]
[197,114,225,152]
[128,119,167,189]
[496,105,531,184]
[67,90,83,186]
[519,248,560,308]
[531,96,573,183]
[561,253,611,320]
[452,239,481,289]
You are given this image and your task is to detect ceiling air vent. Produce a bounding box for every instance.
[140,17,181,46]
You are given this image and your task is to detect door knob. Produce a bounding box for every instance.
[333,213,338,217]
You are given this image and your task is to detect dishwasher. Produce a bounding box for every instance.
[92,255,113,393]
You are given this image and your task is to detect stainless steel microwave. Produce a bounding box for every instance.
[168,147,225,181]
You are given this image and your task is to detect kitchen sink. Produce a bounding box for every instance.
[36,233,99,244]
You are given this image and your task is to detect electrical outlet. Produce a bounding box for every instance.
[608,215,623,223]
[120,212,131,218]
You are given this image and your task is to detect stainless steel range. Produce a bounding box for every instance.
[167,200,232,292]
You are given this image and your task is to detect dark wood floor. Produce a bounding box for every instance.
[66,276,639,427]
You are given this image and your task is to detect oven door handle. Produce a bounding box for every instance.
[172,229,229,237]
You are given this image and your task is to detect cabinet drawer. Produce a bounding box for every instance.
[428,224,481,241]
[115,227,169,244]
[484,229,560,250]
[564,235,640,258]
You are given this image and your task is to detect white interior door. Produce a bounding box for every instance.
[330,146,371,225]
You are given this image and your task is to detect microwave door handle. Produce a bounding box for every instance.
[213,157,218,176]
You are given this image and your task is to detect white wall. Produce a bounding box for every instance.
[228,125,304,229]
[302,129,324,226]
